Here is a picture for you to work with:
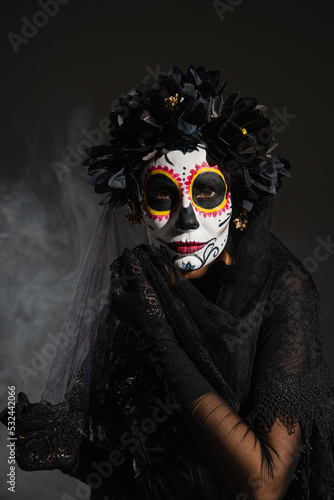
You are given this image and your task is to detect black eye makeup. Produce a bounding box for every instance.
[191,171,227,211]
[144,173,181,215]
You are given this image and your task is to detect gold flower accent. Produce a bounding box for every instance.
[164,93,183,110]
[233,209,248,231]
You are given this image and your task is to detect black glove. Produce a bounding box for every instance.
[109,247,166,331]
[0,392,87,473]
[109,248,213,409]
[0,393,135,494]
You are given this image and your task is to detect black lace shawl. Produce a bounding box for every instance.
[42,196,334,499]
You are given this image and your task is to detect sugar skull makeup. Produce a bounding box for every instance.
[140,147,232,272]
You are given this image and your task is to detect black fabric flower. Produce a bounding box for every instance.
[83,65,290,211]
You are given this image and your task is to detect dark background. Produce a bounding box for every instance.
[0,1,333,498]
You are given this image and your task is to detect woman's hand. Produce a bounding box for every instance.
[0,392,87,472]
[109,248,213,408]
[109,248,166,331]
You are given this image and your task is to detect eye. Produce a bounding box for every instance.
[144,172,180,215]
[196,189,217,199]
[155,190,171,200]
[190,170,227,212]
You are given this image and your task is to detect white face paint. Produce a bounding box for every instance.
[139,147,232,272]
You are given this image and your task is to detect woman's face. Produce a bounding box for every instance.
[139,147,232,272]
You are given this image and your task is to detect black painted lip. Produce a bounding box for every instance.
[167,240,207,254]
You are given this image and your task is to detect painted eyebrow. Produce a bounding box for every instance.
[163,153,174,166]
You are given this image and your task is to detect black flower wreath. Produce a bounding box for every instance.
[84,65,290,212]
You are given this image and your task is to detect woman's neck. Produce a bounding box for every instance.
[184,249,233,280]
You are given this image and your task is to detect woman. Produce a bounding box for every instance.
[1,65,333,499]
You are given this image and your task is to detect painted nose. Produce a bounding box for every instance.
[175,204,199,231]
